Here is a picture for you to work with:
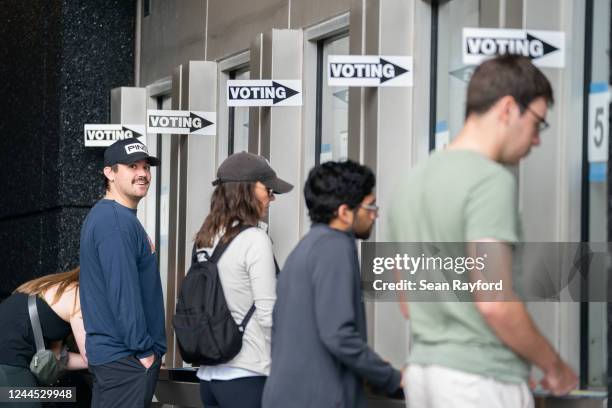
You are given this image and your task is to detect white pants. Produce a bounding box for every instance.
[405,364,534,408]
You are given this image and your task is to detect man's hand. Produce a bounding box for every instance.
[541,358,578,396]
[400,366,406,389]
[139,354,155,369]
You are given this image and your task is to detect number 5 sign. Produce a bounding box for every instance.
[588,82,610,163]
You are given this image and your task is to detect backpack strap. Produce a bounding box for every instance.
[28,295,46,352]
[237,304,256,332]
[191,243,198,264]
[209,224,253,264]
[206,224,261,332]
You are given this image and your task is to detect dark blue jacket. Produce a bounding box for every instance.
[79,199,166,365]
[262,224,401,408]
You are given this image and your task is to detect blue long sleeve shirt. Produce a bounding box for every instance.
[79,199,167,365]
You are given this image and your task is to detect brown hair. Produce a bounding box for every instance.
[15,267,80,315]
[466,54,554,118]
[194,182,262,248]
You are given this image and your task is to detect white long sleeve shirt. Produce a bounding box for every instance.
[196,224,277,380]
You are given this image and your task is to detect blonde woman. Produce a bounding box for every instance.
[0,267,87,393]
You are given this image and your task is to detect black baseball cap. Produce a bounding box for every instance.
[212,151,293,194]
[103,138,160,167]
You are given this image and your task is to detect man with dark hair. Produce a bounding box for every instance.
[80,138,166,407]
[262,160,402,408]
[389,55,576,408]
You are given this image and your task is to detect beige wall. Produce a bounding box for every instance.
[140,0,350,84]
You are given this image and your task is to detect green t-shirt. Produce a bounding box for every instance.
[388,149,529,384]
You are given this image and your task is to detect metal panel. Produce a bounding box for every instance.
[110,87,147,125]
[504,0,523,28]
[206,0,289,61]
[479,0,501,27]
[140,0,206,86]
[143,81,172,258]
[249,33,264,154]
[163,65,183,369]
[261,29,303,266]
[155,380,201,407]
[348,0,432,369]
[175,0,207,68]
[140,0,178,85]
[290,0,351,30]
[183,61,218,286]
[587,0,611,387]
[217,51,250,162]
[260,30,274,160]
[362,0,380,169]
[163,61,219,369]
[109,87,149,228]
[348,0,365,162]
[375,0,423,370]
[521,0,585,376]
[478,0,523,30]
[302,15,350,236]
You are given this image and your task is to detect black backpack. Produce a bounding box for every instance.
[173,225,255,365]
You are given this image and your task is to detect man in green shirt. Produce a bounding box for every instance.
[389,55,577,407]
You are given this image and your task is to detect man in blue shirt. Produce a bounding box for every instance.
[80,138,166,407]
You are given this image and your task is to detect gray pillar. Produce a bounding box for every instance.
[110,87,147,125]
[349,0,432,368]
[258,29,304,266]
[165,61,218,368]
[249,34,264,155]
[110,87,149,224]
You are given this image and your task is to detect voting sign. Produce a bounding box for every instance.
[147,110,216,135]
[227,80,302,107]
[328,55,413,87]
[463,28,565,68]
[84,124,145,147]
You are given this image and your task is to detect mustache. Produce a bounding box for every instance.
[133,177,149,184]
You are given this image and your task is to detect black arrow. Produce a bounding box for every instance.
[122,126,142,138]
[272,81,299,104]
[189,112,214,133]
[379,58,409,84]
[526,33,559,58]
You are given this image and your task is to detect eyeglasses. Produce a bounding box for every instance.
[360,203,379,213]
[522,105,550,132]
[256,185,274,197]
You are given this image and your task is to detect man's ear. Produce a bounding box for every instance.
[496,95,519,126]
[336,203,353,226]
[103,166,115,183]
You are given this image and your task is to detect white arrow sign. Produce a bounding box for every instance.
[463,28,565,68]
[147,110,216,135]
[84,124,145,147]
[227,80,302,107]
[328,55,413,87]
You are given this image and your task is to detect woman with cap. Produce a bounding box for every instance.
[194,151,292,408]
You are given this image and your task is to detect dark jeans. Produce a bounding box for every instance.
[200,376,266,408]
[89,355,160,408]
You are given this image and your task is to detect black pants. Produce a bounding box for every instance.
[200,376,266,408]
[89,355,160,408]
